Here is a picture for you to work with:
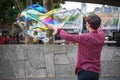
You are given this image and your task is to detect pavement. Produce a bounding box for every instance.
[28,77,120,80]
[3,77,120,80]
[100,77,120,80]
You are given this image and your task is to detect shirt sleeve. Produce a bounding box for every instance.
[57,28,85,43]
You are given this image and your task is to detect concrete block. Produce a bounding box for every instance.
[100,61,112,77]
[112,49,120,61]
[43,45,66,54]
[16,45,28,60]
[0,50,4,60]
[0,45,7,59]
[32,69,46,78]
[101,61,120,77]
[110,62,120,76]
[10,60,25,78]
[27,45,45,68]
[45,53,55,78]
[0,45,27,60]
[0,45,120,78]
[66,46,77,64]
[3,45,17,60]
[66,45,78,54]
[54,45,66,54]
[101,47,116,61]
[55,64,74,77]
[0,60,15,79]
[66,53,76,64]
[25,61,46,78]
[55,54,69,64]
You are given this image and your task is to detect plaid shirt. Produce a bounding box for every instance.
[57,27,105,74]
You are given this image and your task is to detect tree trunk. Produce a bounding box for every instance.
[24,0,33,44]
[26,0,33,7]
[43,0,54,11]
[43,0,54,44]
[14,0,33,44]
[14,0,55,44]
[14,0,24,12]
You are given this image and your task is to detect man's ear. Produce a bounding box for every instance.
[87,23,91,29]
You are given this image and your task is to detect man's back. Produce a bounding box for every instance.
[75,27,105,74]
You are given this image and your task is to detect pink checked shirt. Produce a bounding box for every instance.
[57,27,105,75]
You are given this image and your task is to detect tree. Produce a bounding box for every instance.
[0,0,64,44]
[0,0,18,24]
[43,0,54,44]
[87,11,95,15]
[14,0,33,44]
[112,18,119,27]
[43,0,65,44]
[0,0,20,36]
[13,0,44,44]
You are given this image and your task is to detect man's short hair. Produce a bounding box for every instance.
[86,14,101,30]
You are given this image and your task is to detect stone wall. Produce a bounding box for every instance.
[0,45,120,79]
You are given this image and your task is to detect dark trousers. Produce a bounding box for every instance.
[77,69,99,80]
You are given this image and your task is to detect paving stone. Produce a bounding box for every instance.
[0,45,120,79]
[112,49,120,61]
[101,47,116,61]
[43,45,66,54]
[0,45,7,59]
[25,61,47,78]
[0,60,15,79]
[55,53,69,64]
[4,45,17,60]
[66,46,77,64]
[100,61,112,77]
[27,45,45,68]
[45,53,55,78]
[55,64,74,77]
[110,62,120,76]
[16,45,28,60]
[10,60,25,78]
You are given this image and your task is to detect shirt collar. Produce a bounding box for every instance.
[89,30,98,33]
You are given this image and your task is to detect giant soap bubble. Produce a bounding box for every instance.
[17,4,62,42]
[17,4,83,43]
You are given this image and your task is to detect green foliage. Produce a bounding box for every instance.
[55,13,80,22]
[0,0,19,24]
[87,11,95,15]
[0,0,64,24]
[53,0,65,4]
[69,14,80,21]
[111,18,119,27]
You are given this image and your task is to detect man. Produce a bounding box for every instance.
[0,33,6,44]
[48,14,105,80]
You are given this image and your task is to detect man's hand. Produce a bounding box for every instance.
[47,24,58,32]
